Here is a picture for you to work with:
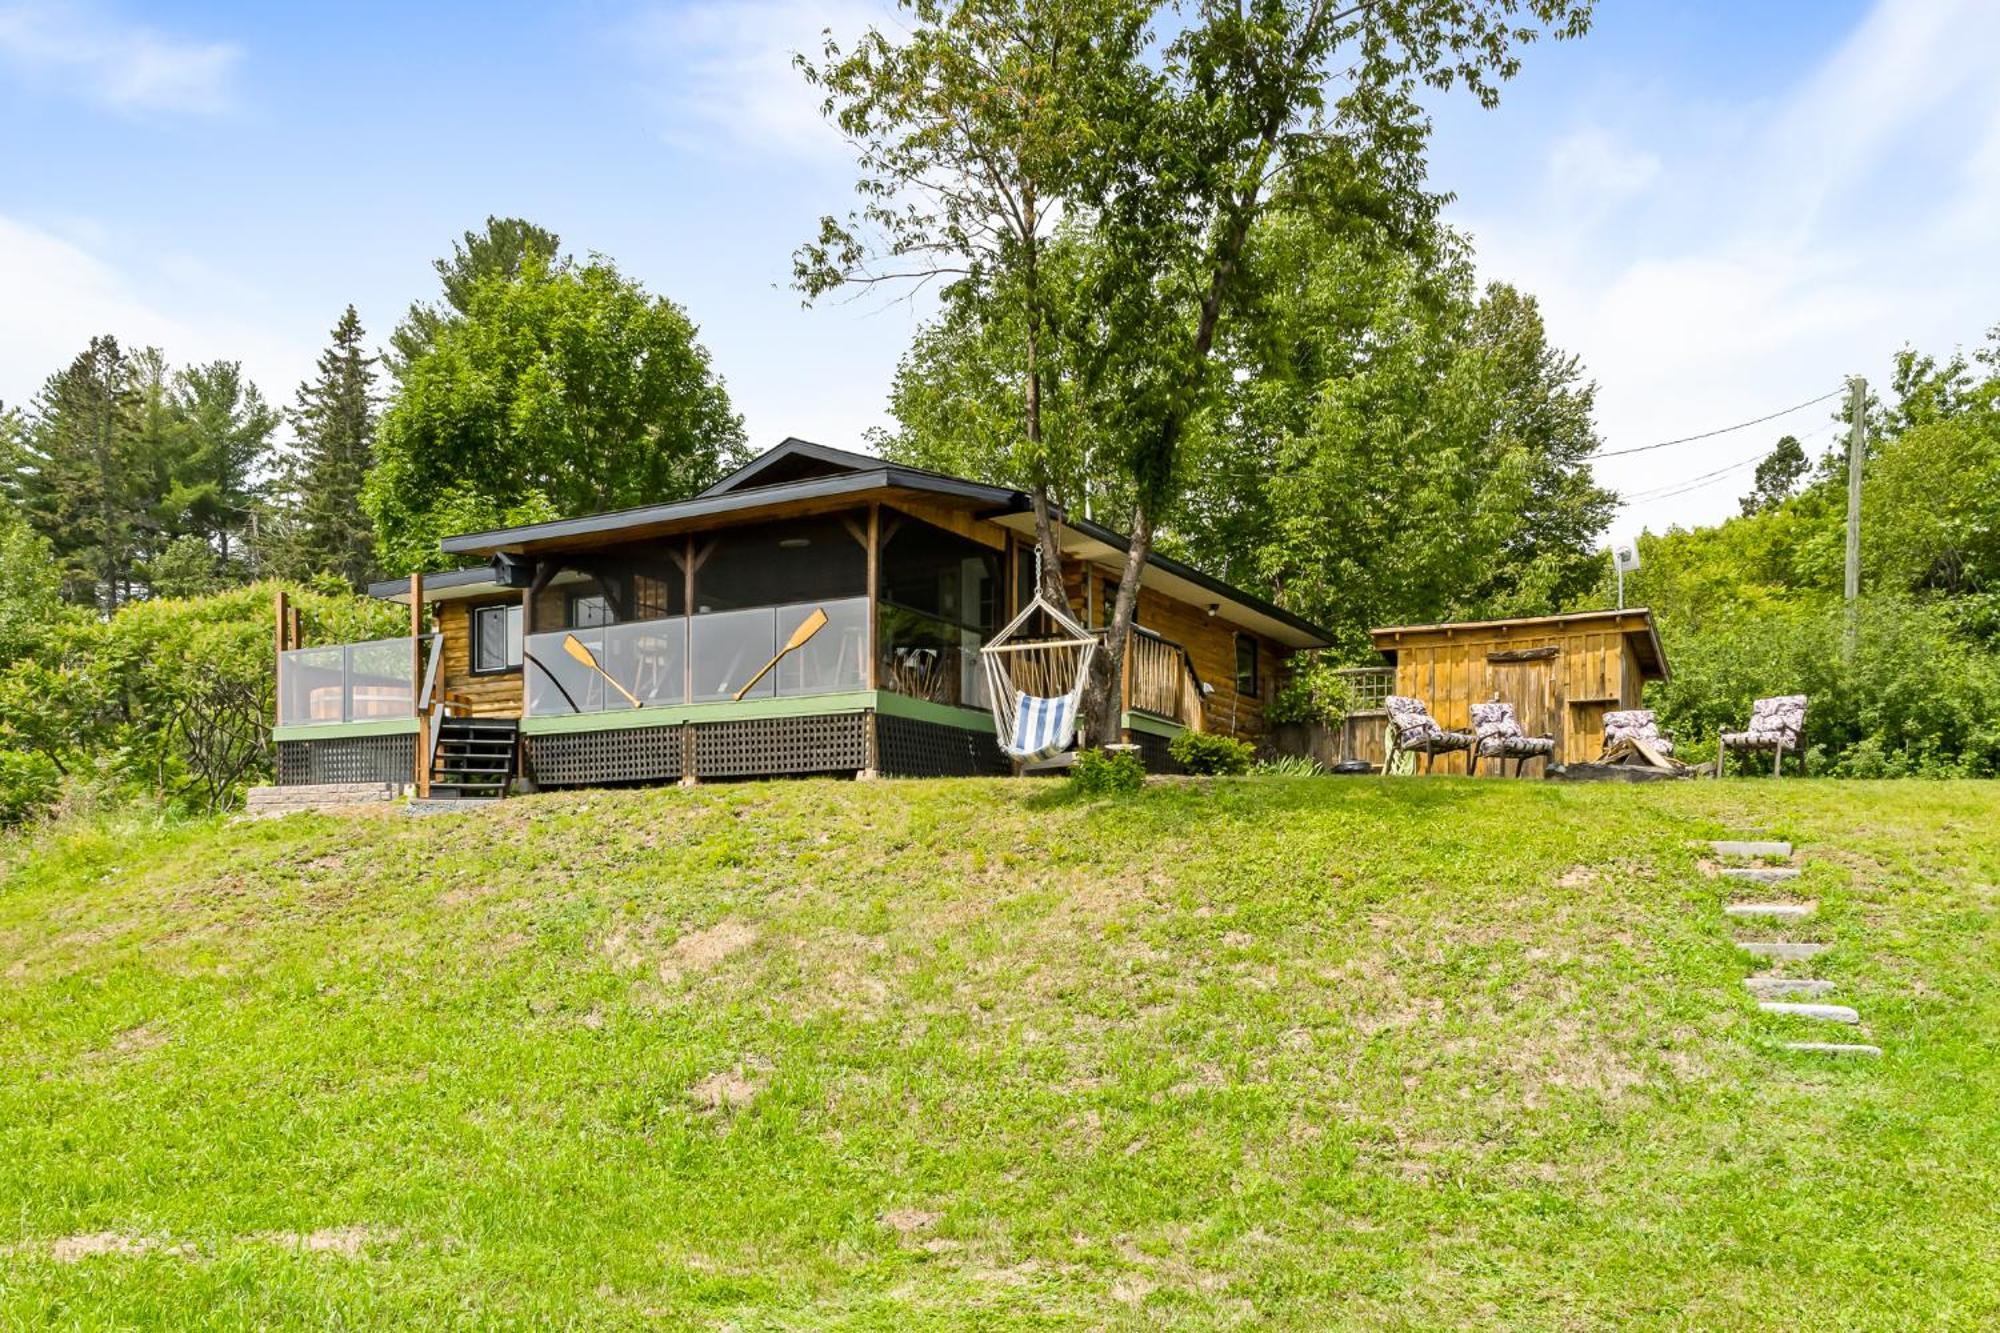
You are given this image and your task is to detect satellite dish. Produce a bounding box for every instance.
[1613,542,1641,574]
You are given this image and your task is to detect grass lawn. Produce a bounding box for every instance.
[1,776,1997,1328]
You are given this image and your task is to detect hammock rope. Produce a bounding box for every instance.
[980,548,1097,763]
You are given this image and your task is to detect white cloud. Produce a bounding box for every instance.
[620,0,893,160]
[0,214,309,418]
[0,1,239,114]
[1452,0,2000,537]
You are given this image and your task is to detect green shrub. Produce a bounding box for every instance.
[1069,747,1145,796]
[1168,730,1254,776]
[1253,753,1326,777]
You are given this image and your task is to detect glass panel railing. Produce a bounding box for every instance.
[773,597,869,698]
[690,606,777,703]
[523,599,865,716]
[524,627,611,716]
[276,637,416,726]
[879,604,989,711]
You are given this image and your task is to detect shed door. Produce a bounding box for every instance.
[1485,651,1560,772]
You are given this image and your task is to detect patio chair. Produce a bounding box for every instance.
[1383,696,1474,774]
[1718,695,1808,776]
[1602,708,1674,756]
[1469,700,1556,776]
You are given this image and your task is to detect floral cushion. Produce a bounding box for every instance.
[1385,696,1470,752]
[1470,701,1555,758]
[1721,695,1807,749]
[1604,708,1674,756]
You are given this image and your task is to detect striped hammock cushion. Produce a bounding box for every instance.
[1004,691,1079,761]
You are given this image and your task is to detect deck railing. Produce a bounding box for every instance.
[1119,628,1205,730]
[522,597,870,717]
[277,636,419,727]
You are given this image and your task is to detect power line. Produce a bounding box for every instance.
[1618,420,1841,505]
[1591,387,1846,460]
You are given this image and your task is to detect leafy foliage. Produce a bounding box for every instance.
[1067,746,1146,795]
[367,250,746,573]
[1167,730,1254,776]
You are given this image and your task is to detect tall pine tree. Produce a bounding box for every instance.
[282,306,380,588]
[165,361,279,567]
[13,336,146,609]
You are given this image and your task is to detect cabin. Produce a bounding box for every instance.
[272,438,1334,796]
[1368,608,1670,773]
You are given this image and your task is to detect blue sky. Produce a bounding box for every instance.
[3,0,1996,539]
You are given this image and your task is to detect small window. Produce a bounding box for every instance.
[1234,633,1259,697]
[473,603,523,673]
[569,593,612,628]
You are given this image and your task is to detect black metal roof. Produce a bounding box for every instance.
[423,437,1334,646]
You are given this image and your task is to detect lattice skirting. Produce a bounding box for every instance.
[878,713,1010,777]
[277,735,415,786]
[1129,729,1185,776]
[527,726,683,788]
[693,714,866,779]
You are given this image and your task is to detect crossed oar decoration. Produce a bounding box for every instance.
[536,607,831,712]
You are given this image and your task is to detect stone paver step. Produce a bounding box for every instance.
[1759,1001,1860,1024]
[1744,976,1837,998]
[1721,866,1802,884]
[1724,901,1815,920]
[1740,941,1829,961]
[1710,839,1792,859]
[1783,1042,1882,1057]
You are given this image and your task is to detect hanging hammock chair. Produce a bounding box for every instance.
[980,563,1098,765]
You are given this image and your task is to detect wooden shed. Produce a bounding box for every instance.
[1370,609,1670,771]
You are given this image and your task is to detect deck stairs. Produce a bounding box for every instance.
[427,717,519,801]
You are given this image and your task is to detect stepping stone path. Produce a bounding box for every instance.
[1739,941,1826,961]
[1758,1001,1859,1024]
[1711,840,1791,860]
[1721,866,1802,884]
[1724,902,1814,920]
[1744,976,1836,998]
[1708,838,1881,1062]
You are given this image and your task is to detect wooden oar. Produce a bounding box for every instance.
[733,607,829,700]
[562,634,642,708]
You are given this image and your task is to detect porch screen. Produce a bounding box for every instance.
[880,516,1001,709]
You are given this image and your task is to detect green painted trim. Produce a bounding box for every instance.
[873,690,996,734]
[518,689,999,737]
[273,718,419,742]
[1122,710,1188,739]
[520,691,877,735]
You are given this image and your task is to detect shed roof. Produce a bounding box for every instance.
[1370,607,1669,681]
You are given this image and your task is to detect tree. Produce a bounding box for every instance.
[1739,435,1807,516]
[164,360,279,567]
[391,216,562,370]
[11,336,146,609]
[799,0,1592,730]
[280,306,382,589]
[366,252,747,573]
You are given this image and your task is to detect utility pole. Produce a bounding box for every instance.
[1843,376,1867,653]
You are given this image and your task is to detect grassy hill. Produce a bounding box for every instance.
[2,777,1997,1328]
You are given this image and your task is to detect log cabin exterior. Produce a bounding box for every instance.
[1369,608,1670,773]
[272,439,1333,793]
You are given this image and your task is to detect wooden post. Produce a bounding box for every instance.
[411,571,428,798]
[860,505,882,777]
[273,587,290,726]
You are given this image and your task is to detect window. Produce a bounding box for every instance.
[569,593,612,628]
[693,514,865,613]
[473,602,523,673]
[1234,633,1259,697]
